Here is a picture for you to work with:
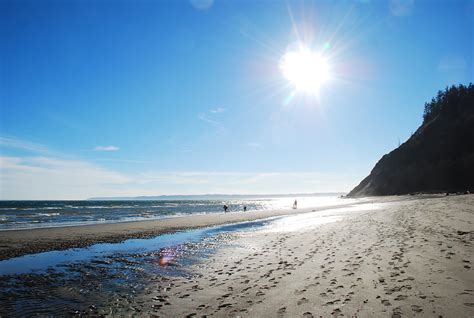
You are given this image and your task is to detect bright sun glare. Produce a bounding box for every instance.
[280,47,330,94]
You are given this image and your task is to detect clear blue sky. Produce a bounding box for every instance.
[1,0,472,199]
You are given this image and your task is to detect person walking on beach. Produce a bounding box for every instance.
[293,200,298,209]
[243,206,247,212]
[223,204,228,213]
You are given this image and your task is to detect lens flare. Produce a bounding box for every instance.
[157,248,178,266]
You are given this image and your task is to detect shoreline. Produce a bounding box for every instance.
[0,199,373,261]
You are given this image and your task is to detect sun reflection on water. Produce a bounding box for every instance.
[263,203,380,233]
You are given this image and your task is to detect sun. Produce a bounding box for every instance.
[280,46,330,94]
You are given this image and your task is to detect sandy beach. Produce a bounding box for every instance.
[118,194,473,317]
[1,194,473,317]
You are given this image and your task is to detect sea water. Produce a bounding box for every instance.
[0,194,346,230]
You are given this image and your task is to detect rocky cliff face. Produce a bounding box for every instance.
[348,84,474,197]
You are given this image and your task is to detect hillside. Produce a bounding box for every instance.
[348,84,474,197]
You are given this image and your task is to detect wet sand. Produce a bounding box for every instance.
[0,199,366,261]
[124,194,474,317]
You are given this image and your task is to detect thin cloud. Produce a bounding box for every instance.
[198,108,227,134]
[0,137,358,199]
[198,113,221,126]
[0,136,51,154]
[90,158,154,164]
[0,157,360,199]
[210,107,226,113]
[190,0,214,11]
[0,155,131,200]
[94,145,120,151]
[389,0,415,17]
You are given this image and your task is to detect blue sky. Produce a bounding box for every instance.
[1,0,472,199]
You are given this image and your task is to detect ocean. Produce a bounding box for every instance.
[0,194,346,230]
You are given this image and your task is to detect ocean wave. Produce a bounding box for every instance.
[153,204,179,207]
[63,205,141,209]
[36,213,61,217]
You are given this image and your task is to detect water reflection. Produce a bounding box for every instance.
[0,204,378,316]
[263,203,379,232]
[0,219,273,316]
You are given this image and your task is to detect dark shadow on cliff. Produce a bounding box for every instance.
[348,83,474,197]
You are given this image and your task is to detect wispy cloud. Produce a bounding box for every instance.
[198,107,227,134]
[0,156,359,199]
[0,155,131,200]
[198,113,221,126]
[210,107,226,113]
[0,136,51,154]
[90,158,154,164]
[389,0,415,17]
[0,136,128,199]
[0,136,359,199]
[94,145,120,151]
[190,0,214,11]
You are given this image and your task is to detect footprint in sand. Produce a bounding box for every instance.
[331,308,341,315]
[394,295,407,301]
[277,307,286,314]
[411,304,423,312]
[325,300,340,305]
[302,312,314,318]
[392,307,402,318]
[294,289,306,295]
[297,297,309,305]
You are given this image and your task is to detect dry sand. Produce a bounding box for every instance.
[123,194,474,317]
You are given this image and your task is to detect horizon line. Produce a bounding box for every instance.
[0,192,347,201]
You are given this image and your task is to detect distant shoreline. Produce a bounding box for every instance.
[87,192,346,201]
[0,193,345,202]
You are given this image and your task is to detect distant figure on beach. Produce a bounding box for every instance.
[293,200,297,209]
[223,205,228,212]
[243,206,247,212]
